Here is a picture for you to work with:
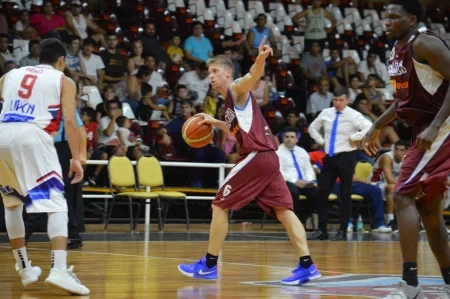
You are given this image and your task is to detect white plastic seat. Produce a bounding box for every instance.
[248,0,265,18]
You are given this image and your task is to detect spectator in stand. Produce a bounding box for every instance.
[292,0,336,51]
[79,37,105,90]
[301,41,327,84]
[169,84,189,119]
[65,0,107,48]
[30,0,66,38]
[246,14,280,57]
[140,21,169,69]
[276,127,318,224]
[358,49,392,93]
[183,22,214,67]
[4,61,18,74]
[19,39,39,67]
[119,65,151,115]
[100,33,127,86]
[117,116,144,158]
[203,87,223,118]
[362,74,386,115]
[352,95,399,148]
[143,54,164,96]
[326,48,357,88]
[14,10,39,40]
[89,99,123,185]
[65,36,89,82]
[252,73,270,107]
[178,62,210,107]
[307,78,333,119]
[80,107,98,172]
[348,75,363,103]
[127,40,144,74]
[167,34,184,66]
[138,83,169,122]
[0,34,17,73]
[223,48,242,80]
[95,84,117,122]
[0,13,7,35]
[282,109,313,152]
[220,132,240,165]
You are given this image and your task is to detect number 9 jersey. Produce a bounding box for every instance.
[0,65,64,135]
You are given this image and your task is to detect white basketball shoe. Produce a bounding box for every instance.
[45,265,90,295]
[15,261,42,287]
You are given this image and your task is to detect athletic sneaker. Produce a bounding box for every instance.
[178,257,217,280]
[371,225,393,233]
[436,285,450,299]
[45,265,90,295]
[383,280,427,299]
[347,221,354,232]
[15,261,42,287]
[280,263,321,285]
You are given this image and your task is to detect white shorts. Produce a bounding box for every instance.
[0,123,67,213]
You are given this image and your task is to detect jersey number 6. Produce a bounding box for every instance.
[18,74,38,100]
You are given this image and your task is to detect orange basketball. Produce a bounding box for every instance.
[182,116,214,148]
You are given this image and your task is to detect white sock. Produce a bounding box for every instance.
[51,250,67,271]
[13,247,30,270]
[385,214,394,224]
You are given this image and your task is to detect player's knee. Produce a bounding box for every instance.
[47,212,68,239]
[273,207,290,222]
[393,193,415,210]
[5,204,25,239]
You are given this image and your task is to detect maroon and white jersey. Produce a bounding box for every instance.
[223,87,277,156]
[389,27,449,128]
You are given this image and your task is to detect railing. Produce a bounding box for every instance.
[83,160,235,225]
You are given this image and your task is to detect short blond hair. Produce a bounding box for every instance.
[206,55,234,72]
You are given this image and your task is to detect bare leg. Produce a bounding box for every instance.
[385,184,395,214]
[207,204,229,256]
[274,207,309,257]
[395,193,420,286]
[417,195,450,269]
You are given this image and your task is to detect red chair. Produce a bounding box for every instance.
[165,64,182,87]
[31,5,43,14]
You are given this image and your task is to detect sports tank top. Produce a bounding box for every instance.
[68,13,88,39]
[305,7,327,40]
[389,27,449,128]
[250,27,270,49]
[223,87,277,156]
[371,151,402,182]
[0,65,64,135]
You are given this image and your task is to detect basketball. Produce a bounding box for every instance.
[182,116,214,148]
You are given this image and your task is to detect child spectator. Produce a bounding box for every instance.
[167,35,184,65]
[80,107,98,168]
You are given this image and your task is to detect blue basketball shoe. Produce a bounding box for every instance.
[281,263,321,285]
[178,257,217,280]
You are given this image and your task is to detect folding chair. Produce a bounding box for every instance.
[136,156,190,231]
[351,161,374,222]
[104,156,159,232]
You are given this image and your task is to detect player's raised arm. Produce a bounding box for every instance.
[61,76,83,183]
[413,34,450,150]
[230,36,273,106]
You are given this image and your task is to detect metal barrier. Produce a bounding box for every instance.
[83,160,235,225]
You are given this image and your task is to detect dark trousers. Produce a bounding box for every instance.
[26,141,84,237]
[317,151,358,232]
[286,181,318,223]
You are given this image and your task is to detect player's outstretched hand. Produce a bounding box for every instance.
[195,113,217,126]
[362,126,380,156]
[416,126,439,151]
[258,36,273,59]
[69,159,84,184]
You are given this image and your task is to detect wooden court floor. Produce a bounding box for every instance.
[0,224,446,299]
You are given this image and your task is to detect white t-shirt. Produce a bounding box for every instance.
[118,127,134,147]
[307,91,333,114]
[98,116,120,145]
[178,70,210,106]
[148,71,164,96]
[79,54,104,82]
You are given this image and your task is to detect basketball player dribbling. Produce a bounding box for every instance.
[363,1,450,298]
[177,37,320,285]
[0,38,89,295]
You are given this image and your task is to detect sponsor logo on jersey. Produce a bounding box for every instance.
[2,99,37,122]
[388,61,408,77]
[390,80,409,93]
[224,108,236,127]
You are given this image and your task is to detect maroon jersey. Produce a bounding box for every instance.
[223,87,277,156]
[389,27,449,129]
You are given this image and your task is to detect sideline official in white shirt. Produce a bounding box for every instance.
[276,127,318,223]
[308,87,372,241]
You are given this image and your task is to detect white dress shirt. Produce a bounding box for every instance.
[308,106,372,155]
[276,144,317,184]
